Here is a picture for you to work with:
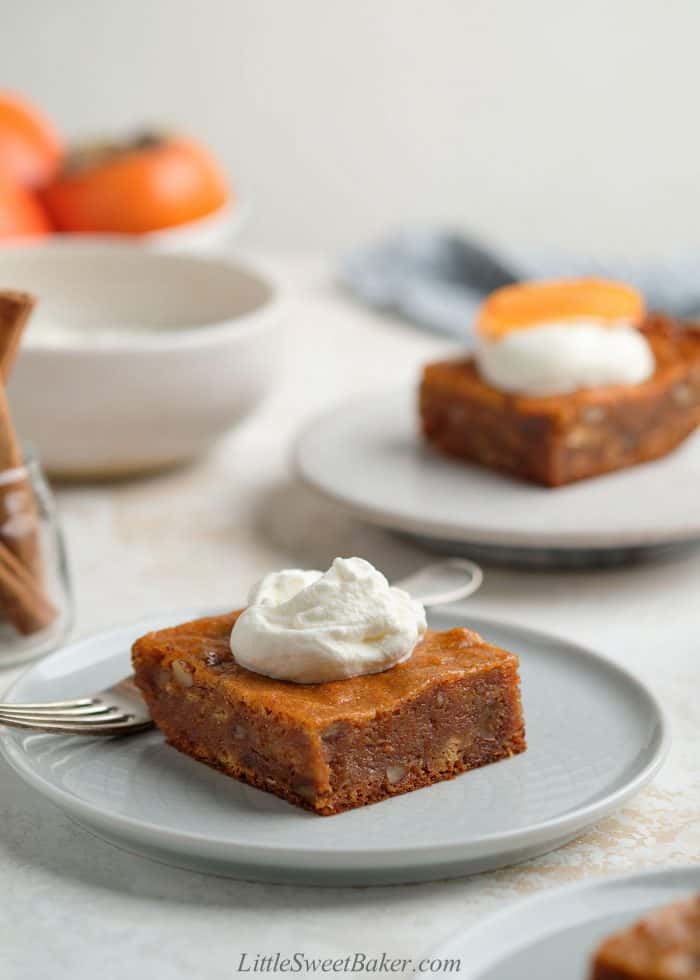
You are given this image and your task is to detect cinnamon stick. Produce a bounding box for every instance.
[0,378,22,466]
[0,536,57,635]
[0,382,41,577]
[0,292,40,576]
[0,291,56,636]
[0,291,35,381]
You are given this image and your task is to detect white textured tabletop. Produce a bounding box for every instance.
[1,257,698,980]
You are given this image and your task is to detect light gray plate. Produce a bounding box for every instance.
[293,388,700,554]
[403,532,700,570]
[0,608,669,885]
[428,865,700,979]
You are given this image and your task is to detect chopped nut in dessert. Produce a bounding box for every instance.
[171,660,194,688]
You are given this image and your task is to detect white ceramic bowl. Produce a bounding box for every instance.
[0,244,282,478]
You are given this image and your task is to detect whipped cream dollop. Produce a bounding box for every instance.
[476,319,655,396]
[230,557,427,684]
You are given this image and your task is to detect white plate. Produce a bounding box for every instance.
[293,388,700,551]
[0,608,669,885]
[429,865,700,979]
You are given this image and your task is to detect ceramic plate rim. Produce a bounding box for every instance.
[292,390,700,549]
[0,608,671,863]
[426,864,700,976]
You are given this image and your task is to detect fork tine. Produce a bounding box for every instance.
[0,672,153,737]
[1,698,94,711]
[0,714,153,736]
[0,701,110,717]
[0,707,127,724]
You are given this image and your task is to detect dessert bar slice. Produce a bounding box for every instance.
[420,316,700,487]
[590,893,700,980]
[132,612,526,815]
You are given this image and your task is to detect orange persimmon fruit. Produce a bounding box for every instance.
[476,279,646,340]
[41,134,230,234]
[0,91,63,187]
[0,170,51,239]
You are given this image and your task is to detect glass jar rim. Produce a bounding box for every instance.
[0,443,41,485]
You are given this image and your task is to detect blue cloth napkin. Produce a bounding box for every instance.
[340,229,700,342]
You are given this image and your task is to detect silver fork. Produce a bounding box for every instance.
[0,676,153,736]
[0,558,482,738]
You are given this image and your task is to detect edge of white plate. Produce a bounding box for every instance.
[422,864,700,978]
[291,391,700,549]
[0,608,671,881]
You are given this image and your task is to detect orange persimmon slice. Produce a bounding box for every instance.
[476,278,645,340]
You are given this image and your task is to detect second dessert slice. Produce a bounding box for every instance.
[421,279,700,486]
[590,893,700,980]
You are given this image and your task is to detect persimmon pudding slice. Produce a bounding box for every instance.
[420,278,700,486]
[132,558,526,815]
[590,893,700,980]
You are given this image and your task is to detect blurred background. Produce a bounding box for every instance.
[4,0,699,254]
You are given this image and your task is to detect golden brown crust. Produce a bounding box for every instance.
[132,611,527,815]
[133,612,515,726]
[420,314,700,486]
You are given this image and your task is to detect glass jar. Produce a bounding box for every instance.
[0,448,72,666]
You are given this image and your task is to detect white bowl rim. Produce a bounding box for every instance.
[0,241,283,355]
